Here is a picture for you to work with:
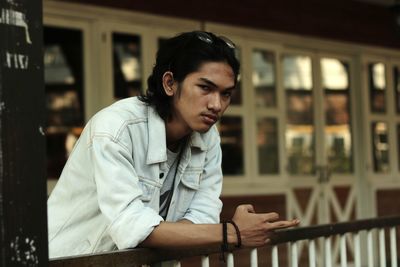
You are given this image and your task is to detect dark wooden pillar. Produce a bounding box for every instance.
[0,0,47,266]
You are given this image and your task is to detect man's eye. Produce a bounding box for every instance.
[222,91,232,98]
[199,85,211,91]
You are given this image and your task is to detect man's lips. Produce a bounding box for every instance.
[201,113,218,124]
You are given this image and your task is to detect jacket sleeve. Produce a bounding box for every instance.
[89,133,164,249]
[182,130,223,224]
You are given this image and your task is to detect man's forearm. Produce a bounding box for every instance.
[140,221,236,248]
[139,205,299,249]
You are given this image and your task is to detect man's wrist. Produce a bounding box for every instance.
[226,223,238,245]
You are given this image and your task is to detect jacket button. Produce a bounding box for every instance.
[159,173,164,178]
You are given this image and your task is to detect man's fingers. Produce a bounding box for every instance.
[238,204,255,213]
[267,219,300,230]
[261,212,279,222]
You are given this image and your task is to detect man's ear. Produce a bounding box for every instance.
[162,71,176,96]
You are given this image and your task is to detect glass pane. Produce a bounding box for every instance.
[44,26,84,179]
[218,116,244,175]
[368,62,386,113]
[321,58,353,173]
[283,55,314,175]
[257,118,279,174]
[45,46,75,84]
[252,49,276,107]
[371,122,390,173]
[113,33,142,99]
[394,66,400,113]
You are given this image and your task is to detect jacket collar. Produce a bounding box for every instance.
[146,105,206,165]
[188,131,206,151]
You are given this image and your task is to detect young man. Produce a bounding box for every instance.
[47,31,299,258]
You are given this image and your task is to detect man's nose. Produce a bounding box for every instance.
[208,92,222,112]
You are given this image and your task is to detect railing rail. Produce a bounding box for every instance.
[269,215,400,245]
[49,245,223,267]
[49,215,400,267]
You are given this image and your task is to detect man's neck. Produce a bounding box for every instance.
[165,119,191,152]
[167,141,181,152]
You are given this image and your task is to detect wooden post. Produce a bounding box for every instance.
[0,0,47,266]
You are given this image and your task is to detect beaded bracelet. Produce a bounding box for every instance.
[227,220,242,248]
[220,221,229,262]
[220,220,242,262]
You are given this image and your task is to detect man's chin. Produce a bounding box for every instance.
[194,125,213,133]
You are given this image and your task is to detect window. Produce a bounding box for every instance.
[112,33,143,99]
[44,26,84,179]
[283,55,314,175]
[321,58,353,173]
[369,62,386,113]
[371,121,389,173]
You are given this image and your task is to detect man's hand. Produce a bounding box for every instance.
[230,204,299,247]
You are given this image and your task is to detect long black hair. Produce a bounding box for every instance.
[139,31,240,120]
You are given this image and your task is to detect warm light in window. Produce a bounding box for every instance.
[321,58,349,89]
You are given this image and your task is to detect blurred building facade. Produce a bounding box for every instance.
[43,0,400,234]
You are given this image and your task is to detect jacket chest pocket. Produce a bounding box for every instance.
[137,177,160,204]
[176,171,201,214]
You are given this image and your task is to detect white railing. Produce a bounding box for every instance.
[50,215,400,267]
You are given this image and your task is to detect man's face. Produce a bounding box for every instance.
[171,61,236,134]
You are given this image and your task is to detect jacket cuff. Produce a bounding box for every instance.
[182,208,221,224]
[108,201,164,249]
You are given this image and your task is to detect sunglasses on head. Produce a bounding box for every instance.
[194,31,236,50]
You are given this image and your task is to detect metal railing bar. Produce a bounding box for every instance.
[324,237,332,267]
[291,242,298,267]
[340,235,347,267]
[227,252,234,267]
[308,239,316,267]
[367,230,374,267]
[354,232,361,267]
[250,248,258,267]
[201,255,209,267]
[270,215,400,245]
[272,245,279,267]
[379,228,386,267]
[390,227,398,267]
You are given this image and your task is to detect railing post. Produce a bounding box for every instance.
[290,242,298,267]
[272,246,279,267]
[354,232,361,267]
[308,239,316,267]
[227,252,234,267]
[367,230,374,267]
[201,256,210,267]
[0,0,47,266]
[340,235,347,267]
[379,228,386,267]
[250,248,258,267]
[390,227,398,267]
[324,237,332,267]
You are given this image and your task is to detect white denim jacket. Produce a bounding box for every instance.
[48,97,223,258]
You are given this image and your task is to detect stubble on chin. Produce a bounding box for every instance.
[195,124,214,134]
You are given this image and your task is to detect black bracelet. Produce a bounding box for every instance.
[220,221,229,262]
[227,220,242,248]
